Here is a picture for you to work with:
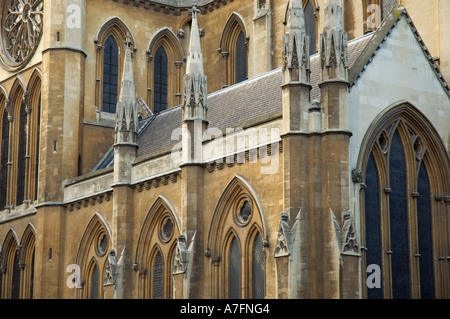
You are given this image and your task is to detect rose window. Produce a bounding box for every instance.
[1,0,43,69]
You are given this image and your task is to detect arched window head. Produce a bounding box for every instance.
[153,46,168,114]
[304,0,316,55]
[102,35,119,114]
[235,31,248,84]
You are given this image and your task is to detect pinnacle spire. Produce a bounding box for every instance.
[282,0,310,84]
[320,0,348,81]
[182,5,207,121]
[324,0,344,31]
[186,5,204,75]
[114,33,138,145]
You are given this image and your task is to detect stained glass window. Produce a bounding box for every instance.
[154,46,168,114]
[152,250,164,299]
[0,109,9,209]
[304,1,316,55]
[417,162,435,299]
[252,233,265,299]
[228,237,240,299]
[102,35,119,114]
[365,152,383,299]
[235,31,247,84]
[16,103,27,205]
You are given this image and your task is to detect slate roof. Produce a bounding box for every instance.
[92,33,374,171]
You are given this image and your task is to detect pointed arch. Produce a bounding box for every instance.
[1,228,20,299]
[147,28,185,112]
[75,212,112,299]
[94,17,136,113]
[208,175,267,299]
[135,195,180,299]
[219,12,250,87]
[358,101,450,299]
[19,223,35,299]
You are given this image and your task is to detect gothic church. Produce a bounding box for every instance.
[0,0,449,299]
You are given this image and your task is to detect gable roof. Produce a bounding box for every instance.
[349,5,450,96]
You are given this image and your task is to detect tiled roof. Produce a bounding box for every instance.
[93,33,373,171]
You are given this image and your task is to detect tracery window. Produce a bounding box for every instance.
[361,105,449,299]
[102,35,119,114]
[136,198,180,299]
[0,0,44,70]
[209,177,266,299]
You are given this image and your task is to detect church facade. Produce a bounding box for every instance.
[0,0,449,299]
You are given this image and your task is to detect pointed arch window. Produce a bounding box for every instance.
[228,236,241,299]
[102,35,119,114]
[34,98,41,201]
[153,46,168,114]
[16,103,27,206]
[235,31,248,84]
[152,250,164,299]
[361,107,449,299]
[0,108,9,210]
[304,0,317,55]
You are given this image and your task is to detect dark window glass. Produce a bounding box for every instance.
[152,250,164,299]
[35,98,41,200]
[0,109,9,209]
[153,46,168,114]
[235,31,247,84]
[228,237,240,299]
[91,263,99,299]
[16,103,27,205]
[30,248,35,299]
[252,233,265,299]
[102,36,119,114]
[304,1,317,55]
[389,130,410,299]
[417,162,435,299]
[12,248,21,299]
[365,152,383,299]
